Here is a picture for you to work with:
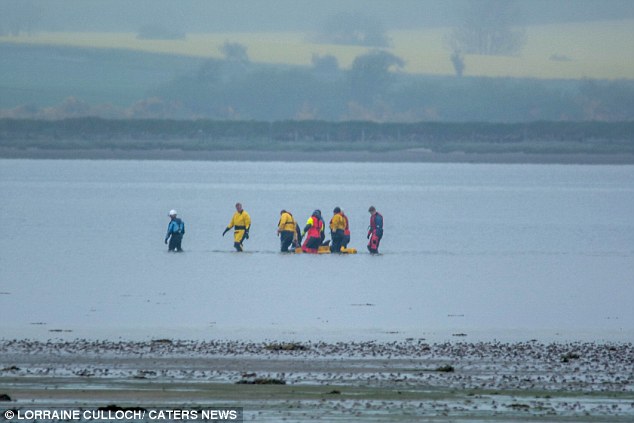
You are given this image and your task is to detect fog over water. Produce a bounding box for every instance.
[2,159,633,342]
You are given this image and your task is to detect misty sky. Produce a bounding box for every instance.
[2,0,634,33]
[2,0,633,120]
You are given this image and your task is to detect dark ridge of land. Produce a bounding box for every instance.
[1,118,633,164]
[2,147,634,164]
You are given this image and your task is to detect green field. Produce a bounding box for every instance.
[2,19,634,80]
[0,43,204,108]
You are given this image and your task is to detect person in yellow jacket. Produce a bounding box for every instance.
[222,202,251,252]
[329,206,347,253]
[277,209,297,252]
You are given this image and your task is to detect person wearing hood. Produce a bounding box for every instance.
[316,209,326,244]
[165,209,185,252]
[223,202,251,252]
[302,210,324,253]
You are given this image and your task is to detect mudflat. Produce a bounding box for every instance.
[1,339,632,421]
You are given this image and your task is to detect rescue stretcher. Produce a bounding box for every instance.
[294,246,357,254]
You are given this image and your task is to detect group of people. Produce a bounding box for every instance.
[277,207,350,254]
[165,203,383,254]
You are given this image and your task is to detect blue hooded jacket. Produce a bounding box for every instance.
[165,218,185,241]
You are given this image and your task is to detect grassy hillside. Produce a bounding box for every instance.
[2,21,633,122]
[0,43,204,108]
[2,19,633,79]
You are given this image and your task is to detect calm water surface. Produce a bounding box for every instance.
[1,159,633,342]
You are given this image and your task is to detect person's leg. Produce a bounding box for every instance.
[368,233,380,254]
[168,236,177,252]
[330,231,343,253]
[308,236,320,251]
[303,236,320,253]
[280,231,293,252]
[374,233,382,253]
[174,233,183,252]
[234,230,245,252]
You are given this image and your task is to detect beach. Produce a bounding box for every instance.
[1,339,633,421]
[2,159,632,421]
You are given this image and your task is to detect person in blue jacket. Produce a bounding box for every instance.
[165,209,185,252]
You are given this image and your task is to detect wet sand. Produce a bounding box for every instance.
[1,339,632,421]
[2,147,634,164]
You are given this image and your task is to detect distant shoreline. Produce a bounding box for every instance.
[2,147,634,164]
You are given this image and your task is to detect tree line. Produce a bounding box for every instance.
[1,118,632,155]
[5,51,631,123]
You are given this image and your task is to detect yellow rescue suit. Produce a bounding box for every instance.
[278,211,296,232]
[226,210,251,245]
[278,211,297,252]
[329,213,346,232]
[329,212,346,253]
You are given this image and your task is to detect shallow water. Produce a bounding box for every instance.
[1,159,633,342]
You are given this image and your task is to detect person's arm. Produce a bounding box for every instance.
[245,212,251,231]
[165,221,174,243]
[296,223,303,243]
[223,214,235,236]
[375,214,383,237]
[303,217,314,235]
[244,212,251,238]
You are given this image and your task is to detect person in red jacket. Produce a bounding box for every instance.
[367,206,383,254]
[302,210,323,253]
